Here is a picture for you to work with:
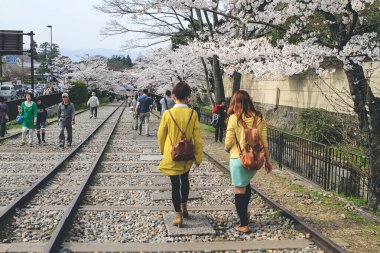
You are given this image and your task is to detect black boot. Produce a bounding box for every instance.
[37,133,41,144]
[42,132,46,143]
[235,194,248,226]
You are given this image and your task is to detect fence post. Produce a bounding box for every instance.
[279,132,284,169]
[323,147,332,190]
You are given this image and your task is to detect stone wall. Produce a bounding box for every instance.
[224,62,380,115]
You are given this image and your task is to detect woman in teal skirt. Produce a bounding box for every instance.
[20,93,38,146]
[224,90,273,233]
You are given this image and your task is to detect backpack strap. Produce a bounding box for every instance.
[167,109,194,145]
[164,98,168,109]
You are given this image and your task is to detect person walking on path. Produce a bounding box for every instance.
[212,99,227,143]
[87,92,99,119]
[57,93,75,148]
[132,94,139,130]
[0,98,9,137]
[136,89,153,136]
[36,98,48,144]
[224,90,273,233]
[20,93,38,146]
[158,82,203,228]
[160,90,175,116]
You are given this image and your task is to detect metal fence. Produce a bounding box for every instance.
[199,111,370,200]
[5,93,62,121]
[268,128,369,199]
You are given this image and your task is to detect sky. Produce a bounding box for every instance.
[0,0,136,57]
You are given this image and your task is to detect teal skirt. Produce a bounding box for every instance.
[230,158,257,187]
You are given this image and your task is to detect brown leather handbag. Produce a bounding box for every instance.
[235,117,265,170]
[168,109,195,161]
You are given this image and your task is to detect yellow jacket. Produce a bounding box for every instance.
[225,114,269,159]
[158,106,203,175]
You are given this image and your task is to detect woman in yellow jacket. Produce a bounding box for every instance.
[225,90,273,233]
[158,82,203,227]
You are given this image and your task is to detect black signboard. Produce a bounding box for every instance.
[0,30,23,55]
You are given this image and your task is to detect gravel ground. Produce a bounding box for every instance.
[98,162,159,173]
[0,209,63,242]
[0,190,24,206]
[93,174,230,187]
[0,175,41,188]
[28,189,77,206]
[0,162,56,173]
[84,188,265,207]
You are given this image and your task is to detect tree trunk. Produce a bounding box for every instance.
[212,55,225,103]
[201,57,215,106]
[232,71,242,95]
[345,64,380,210]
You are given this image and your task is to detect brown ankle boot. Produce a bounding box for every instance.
[172,212,183,227]
[181,203,189,218]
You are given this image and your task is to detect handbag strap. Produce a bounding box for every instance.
[167,109,194,146]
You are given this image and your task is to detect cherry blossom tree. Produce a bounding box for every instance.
[95,0,227,103]
[184,0,380,209]
[54,55,136,95]
[134,46,213,103]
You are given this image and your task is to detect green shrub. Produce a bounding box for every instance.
[69,80,88,106]
[100,96,110,104]
[298,108,343,145]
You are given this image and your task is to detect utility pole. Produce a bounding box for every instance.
[0,54,3,86]
[29,31,35,91]
[47,25,52,84]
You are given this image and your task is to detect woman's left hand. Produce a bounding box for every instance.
[265,160,273,174]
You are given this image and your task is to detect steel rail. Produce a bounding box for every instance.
[0,103,124,224]
[204,152,347,253]
[44,105,127,253]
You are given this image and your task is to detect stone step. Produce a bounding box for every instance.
[0,205,265,212]
[164,213,215,236]
[0,239,313,253]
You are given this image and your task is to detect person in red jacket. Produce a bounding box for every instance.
[212,99,227,143]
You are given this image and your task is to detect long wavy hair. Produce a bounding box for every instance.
[227,90,262,121]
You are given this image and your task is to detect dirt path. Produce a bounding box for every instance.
[202,126,380,253]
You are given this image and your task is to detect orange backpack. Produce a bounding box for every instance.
[235,117,265,170]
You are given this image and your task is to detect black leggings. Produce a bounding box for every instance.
[169,171,190,212]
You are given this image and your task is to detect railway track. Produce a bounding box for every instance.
[0,108,346,253]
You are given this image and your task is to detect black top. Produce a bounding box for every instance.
[37,103,48,122]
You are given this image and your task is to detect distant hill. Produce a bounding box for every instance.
[61,48,142,62]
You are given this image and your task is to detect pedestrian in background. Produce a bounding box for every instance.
[212,99,227,143]
[158,82,203,228]
[20,93,38,146]
[87,92,99,119]
[58,93,75,148]
[36,98,48,144]
[224,90,273,233]
[0,97,9,137]
[132,94,139,130]
[160,90,175,116]
[136,89,153,136]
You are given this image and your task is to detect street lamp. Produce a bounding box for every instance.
[47,25,53,84]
